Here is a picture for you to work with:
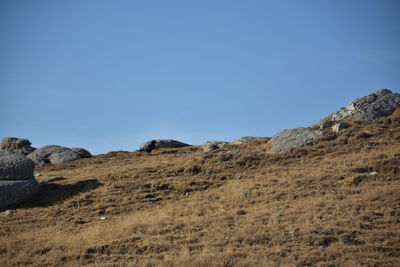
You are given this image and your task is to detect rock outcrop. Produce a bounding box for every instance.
[0,137,36,155]
[70,147,92,158]
[202,141,228,152]
[0,151,35,180]
[0,151,40,211]
[315,89,400,128]
[138,140,190,152]
[332,122,349,133]
[266,127,323,153]
[27,145,90,165]
[231,136,264,145]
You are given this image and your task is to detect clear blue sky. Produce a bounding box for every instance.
[1,0,399,154]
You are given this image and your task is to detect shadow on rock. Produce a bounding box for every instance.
[20,179,102,208]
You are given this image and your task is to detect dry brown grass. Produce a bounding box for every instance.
[1,118,400,266]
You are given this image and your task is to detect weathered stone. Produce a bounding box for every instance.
[49,150,81,164]
[202,141,228,152]
[70,147,92,158]
[315,89,400,127]
[0,151,35,180]
[266,127,323,153]
[0,178,40,211]
[27,145,69,165]
[138,140,190,152]
[0,137,36,155]
[231,136,264,145]
[332,122,349,133]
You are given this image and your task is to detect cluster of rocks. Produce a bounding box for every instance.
[264,89,400,153]
[0,151,40,211]
[0,138,92,166]
[27,145,92,166]
[0,138,93,211]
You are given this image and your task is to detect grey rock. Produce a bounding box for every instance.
[266,127,323,153]
[38,176,65,185]
[0,137,36,155]
[231,136,264,145]
[138,139,190,152]
[202,141,228,152]
[0,178,40,211]
[27,145,69,165]
[70,147,92,158]
[332,122,349,133]
[0,151,35,180]
[315,89,400,127]
[49,150,81,164]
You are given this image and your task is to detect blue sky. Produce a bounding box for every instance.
[1,0,399,154]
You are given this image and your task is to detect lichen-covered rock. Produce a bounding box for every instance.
[0,137,36,155]
[27,145,70,165]
[70,147,92,158]
[138,140,190,152]
[202,141,228,152]
[315,89,400,127]
[0,178,40,211]
[231,136,264,145]
[49,150,81,164]
[266,127,323,153]
[0,151,35,180]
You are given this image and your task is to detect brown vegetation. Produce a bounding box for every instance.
[1,118,400,266]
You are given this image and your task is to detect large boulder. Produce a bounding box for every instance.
[202,141,228,152]
[0,151,40,211]
[315,89,400,128]
[266,127,323,153]
[0,151,35,180]
[0,178,40,211]
[0,137,36,155]
[27,145,70,165]
[70,147,92,158]
[49,150,81,164]
[231,136,264,145]
[138,139,190,152]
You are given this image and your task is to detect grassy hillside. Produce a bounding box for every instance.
[1,116,400,266]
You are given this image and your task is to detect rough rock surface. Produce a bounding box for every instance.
[0,151,39,211]
[49,150,81,164]
[332,122,349,133]
[138,140,190,152]
[70,147,92,158]
[231,136,264,145]
[315,89,400,127]
[0,178,40,211]
[27,145,70,165]
[266,127,323,153]
[0,151,35,180]
[0,137,36,155]
[202,141,228,152]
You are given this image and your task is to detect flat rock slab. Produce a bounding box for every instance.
[0,178,40,211]
[139,140,190,152]
[0,151,35,180]
[267,127,323,153]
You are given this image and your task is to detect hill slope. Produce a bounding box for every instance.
[1,116,400,266]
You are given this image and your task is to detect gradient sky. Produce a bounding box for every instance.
[1,0,399,154]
